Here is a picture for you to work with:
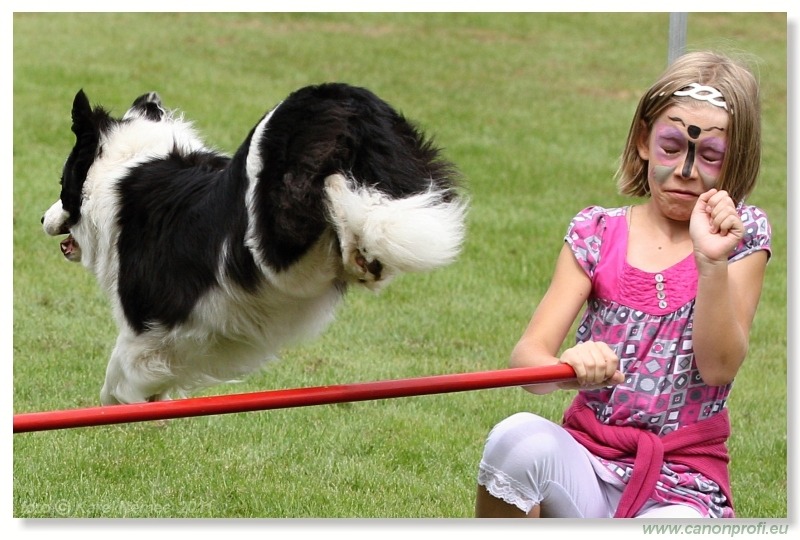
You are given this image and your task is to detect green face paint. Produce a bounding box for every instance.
[653,165,675,184]
[699,170,718,190]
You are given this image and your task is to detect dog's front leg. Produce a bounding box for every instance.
[100,333,173,405]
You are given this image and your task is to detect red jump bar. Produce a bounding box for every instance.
[13,364,576,433]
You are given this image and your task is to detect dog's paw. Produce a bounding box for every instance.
[100,383,170,406]
[347,247,384,286]
[324,173,347,196]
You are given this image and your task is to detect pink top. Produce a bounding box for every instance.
[563,204,771,517]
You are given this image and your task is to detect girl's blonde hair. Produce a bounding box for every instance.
[615,51,761,203]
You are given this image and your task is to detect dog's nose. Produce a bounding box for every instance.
[40,215,44,224]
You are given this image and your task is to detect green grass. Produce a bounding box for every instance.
[12,13,787,519]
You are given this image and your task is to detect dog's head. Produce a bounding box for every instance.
[41,90,168,262]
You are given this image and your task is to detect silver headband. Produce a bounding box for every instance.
[673,83,728,111]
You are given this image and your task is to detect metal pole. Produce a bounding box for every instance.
[13,364,576,433]
[668,12,688,65]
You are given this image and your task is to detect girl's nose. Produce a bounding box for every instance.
[680,142,697,178]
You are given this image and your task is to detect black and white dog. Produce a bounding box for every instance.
[42,84,466,405]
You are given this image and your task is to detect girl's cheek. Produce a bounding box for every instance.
[698,165,720,190]
[653,165,675,184]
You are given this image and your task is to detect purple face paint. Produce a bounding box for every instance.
[652,125,686,164]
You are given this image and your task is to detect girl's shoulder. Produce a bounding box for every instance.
[565,206,629,277]
[573,205,628,221]
[738,203,770,230]
[567,205,628,238]
[732,203,772,261]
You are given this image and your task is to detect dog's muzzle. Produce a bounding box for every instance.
[42,202,81,262]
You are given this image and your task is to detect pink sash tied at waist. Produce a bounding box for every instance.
[562,394,734,518]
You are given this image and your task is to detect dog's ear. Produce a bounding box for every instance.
[71,89,95,138]
[70,89,113,144]
[59,90,102,229]
[126,91,165,121]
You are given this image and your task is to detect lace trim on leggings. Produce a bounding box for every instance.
[477,461,539,514]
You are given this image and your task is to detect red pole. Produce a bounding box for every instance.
[13,364,575,433]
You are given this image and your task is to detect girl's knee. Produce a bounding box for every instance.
[482,412,565,469]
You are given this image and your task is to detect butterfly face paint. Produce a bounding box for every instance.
[650,116,727,190]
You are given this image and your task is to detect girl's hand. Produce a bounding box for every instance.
[690,189,744,265]
[556,341,624,390]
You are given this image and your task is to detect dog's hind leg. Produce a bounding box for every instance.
[323,174,383,287]
[100,333,175,405]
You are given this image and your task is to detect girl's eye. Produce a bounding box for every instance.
[661,146,681,155]
[701,153,723,164]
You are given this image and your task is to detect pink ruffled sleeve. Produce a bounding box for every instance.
[730,204,771,263]
[564,206,609,279]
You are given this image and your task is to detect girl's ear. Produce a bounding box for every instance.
[636,119,650,160]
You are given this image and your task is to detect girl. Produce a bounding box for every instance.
[475,51,771,518]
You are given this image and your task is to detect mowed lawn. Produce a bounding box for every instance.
[12,13,787,519]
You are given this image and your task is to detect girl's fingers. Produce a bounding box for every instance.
[561,342,618,386]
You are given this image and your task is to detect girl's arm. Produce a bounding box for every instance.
[691,189,769,385]
[510,243,624,394]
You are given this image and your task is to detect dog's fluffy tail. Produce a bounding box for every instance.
[324,174,467,289]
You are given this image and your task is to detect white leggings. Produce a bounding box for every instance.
[477,412,705,518]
